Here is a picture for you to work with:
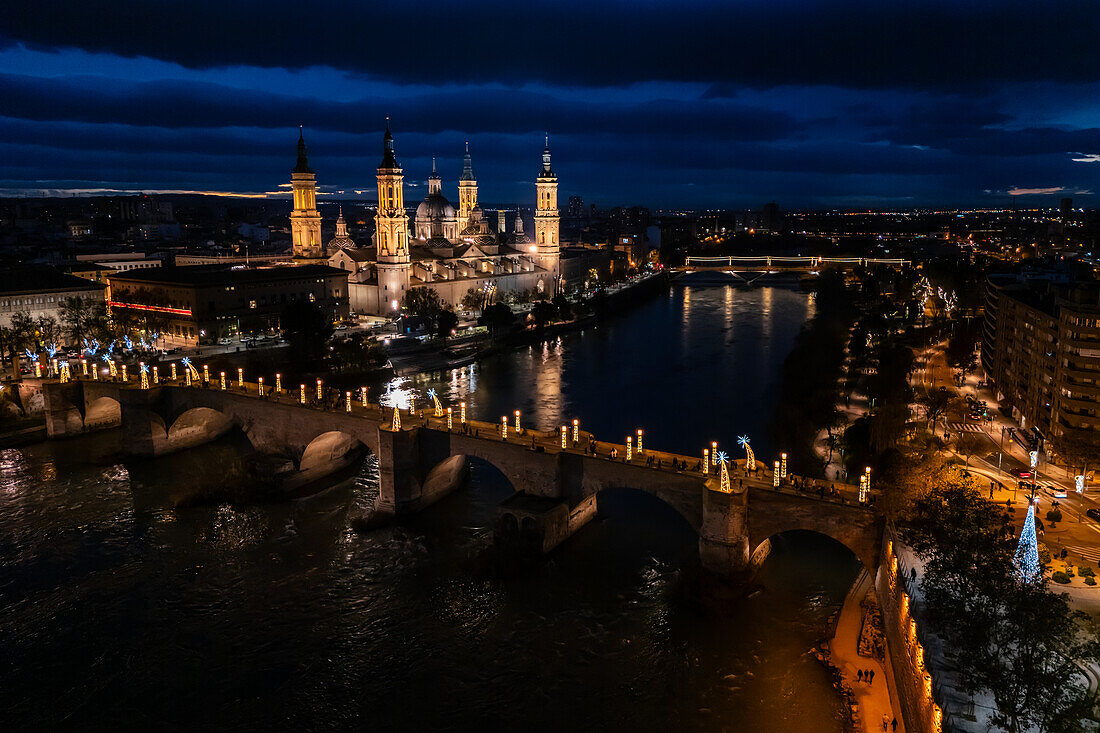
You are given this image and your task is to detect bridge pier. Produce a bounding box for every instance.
[40,381,85,438]
[698,484,751,580]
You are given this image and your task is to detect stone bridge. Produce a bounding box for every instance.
[37,376,884,581]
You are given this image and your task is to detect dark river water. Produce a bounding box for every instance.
[0,284,858,732]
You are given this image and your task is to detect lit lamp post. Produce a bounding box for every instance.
[316,379,323,400]
[501,416,508,439]
[276,373,282,392]
[572,419,579,445]
[360,387,368,408]
[636,429,644,453]
[773,461,781,487]
[703,448,709,474]
[514,410,522,434]
[91,363,98,380]
[780,452,787,479]
[237,367,244,389]
[34,361,41,378]
[81,358,88,377]
[220,371,227,390]
[711,441,718,465]
[460,401,467,425]
[626,436,633,461]
[561,426,567,449]
[258,377,264,396]
[446,407,453,430]
[108,360,117,379]
[345,391,352,413]
[121,364,128,382]
[203,365,209,384]
[859,467,871,503]
[152,366,159,385]
[299,384,306,404]
[170,363,177,381]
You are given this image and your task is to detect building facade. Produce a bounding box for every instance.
[108,265,349,344]
[300,126,559,315]
[0,266,106,332]
[982,274,1100,451]
[289,129,324,260]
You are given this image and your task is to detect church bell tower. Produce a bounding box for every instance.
[290,127,323,259]
[374,121,410,312]
[457,141,478,232]
[534,135,560,286]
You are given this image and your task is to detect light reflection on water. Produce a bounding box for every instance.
[0,285,857,732]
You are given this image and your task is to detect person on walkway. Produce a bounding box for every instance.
[881,713,889,731]
[891,717,897,731]
[867,669,875,684]
[857,669,863,682]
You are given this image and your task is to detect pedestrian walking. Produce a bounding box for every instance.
[881,713,889,731]
[868,669,875,684]
[857,669,863,682]
[891,718,897,732]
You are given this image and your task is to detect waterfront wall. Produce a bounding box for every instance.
[875,528,944,733]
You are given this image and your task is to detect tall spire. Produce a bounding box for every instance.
[294,125,313,174]
[540,133,553,177]
[461,141,475,181]
[380,117,398,169]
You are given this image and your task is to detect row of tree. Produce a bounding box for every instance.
[0,297,113,360]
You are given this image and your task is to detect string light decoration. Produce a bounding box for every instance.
[316,379,323,400]
[258,377,264,396]
[561,426,567,449]
[428,389,443,417]
[237,368,244,388]
[859,467,871,502]
[501,416,508,439]
[626,436,633,461]
[360,387,368,408]
[1014,502,1041,583]
[152,366,159,385]
[140,363,149,389]
[717,451,731,492]
[34,361,41,378]
[121,364,128,382]
[299,384,306,404]
[81,359,88,377]
[460,401,467,425]
[773,461,781,487]
[711,441,718,465]
[220,371,227,390]
[1077,475,1086,493]
[203,364,210,383]
[51,358,58,376]
[276,373,282,392]
[1030,450,1039,470]
[703,448,709,474]
[780,453,787,478]
[409,399,416,417]
[392,406,402,431]
[170,363,177,381]
[637,429,644,453]
[107,359,117,379]
[572,419,579,444]
[514,410,522,434]
[446,407,453,430]
[59,362,70,383]
[739,435,755,471]
[92,363,99,380]
[180,358,198,386]
[346,391,352,413]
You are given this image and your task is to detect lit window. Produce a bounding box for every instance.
[309,293,316,302]
[249,300,257,309]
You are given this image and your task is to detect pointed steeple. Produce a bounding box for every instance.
[540,133,553,178]
[335,206,348,237]
[427,155,442,195]
[460,140,475,181]
[379,117,399,169]
[294,126,313,174]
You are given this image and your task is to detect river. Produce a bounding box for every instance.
[0,283,858,731]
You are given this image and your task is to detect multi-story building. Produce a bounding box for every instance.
[982,274,1100,451]
[107,264,349,345]
[0,265,106,331]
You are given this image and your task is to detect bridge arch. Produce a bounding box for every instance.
[749,525,877,574]
[299,430,367,473]
[595,485,699,537]
[83,396,121,430]
[167,407,236,451]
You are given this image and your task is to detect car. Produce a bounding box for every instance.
[217,338,231,345]
[1010,467,1033,479]
[1087,508,1100,521]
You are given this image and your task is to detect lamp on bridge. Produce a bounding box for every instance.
[636,429,644,453]
[392,406,401,431]
[299,384,306,404]
[360,387,368,408]
[703,448,709,474]
[501,416,508,439]
[346,391,352,413]
[33,361,41,378]
[258,377,264,396]
[170,363,177,381]
[109,361,117,379]
[140,362,149,389]
[220,371,227,390]
[780,452,787,479]
[81,358,88,377]
[152,366,159,385]
[561,426,567,449]
[447,407,453,430]
[773,461,780,487]
[711,441,718,465]
[460,401,467,425]
[626,436,632,461]
[428,389,443,417]
[859,467,871,503]
[514,410,522,434]
[718,452,730,492]
[276,373,282,392]
[185,367,192,386]
[316,379,323,400]
[91,364,98,380]
[203,364,209,383]
[572,419,579,445]
[122,364,128,382]
[237,368,244,389]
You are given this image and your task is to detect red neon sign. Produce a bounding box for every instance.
[108,300,192,316]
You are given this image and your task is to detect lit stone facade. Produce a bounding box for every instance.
[289,129,323,260]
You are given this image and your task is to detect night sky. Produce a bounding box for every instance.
[1,0,1098,209]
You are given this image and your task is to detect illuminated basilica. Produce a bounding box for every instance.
[290,125,560,315]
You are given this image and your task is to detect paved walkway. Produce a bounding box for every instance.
[831,569,905,733]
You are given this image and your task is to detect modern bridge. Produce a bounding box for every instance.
[674,255,910,284]
[32,372,884,581]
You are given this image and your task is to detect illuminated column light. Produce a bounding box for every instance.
[122,364,128,382]
[184,365,192,386]
[561,426,567,449]
[59,363,69,383]
[316,379,323,400]
[276,373,282,392]
[501,416,508,439]
[152,366,159,384]
[409,399,416,417]
[572,419,579,444]
[51,358,58,376]
[258,377,264,396]
[446,407,453,430]
[345,391,352,413]
[780,452,787,478]
[703,448,709,474]
[636,429,644,453]
[220,371,227,390]
[81,359,88,377]
[91,364,98,380]
[34,362,41,378]
[360,387,368,408]
[109,361,117,379]
[773,461,781,487]
[203,365,209,383]
[460,401,467,425]
[170,363,177,381]
[237,368,244,388]
[626,436,633,461]
[859,467,871,502]
[514,410,522,433]
[711,441,718,465]
[299,384,306,404]
[392,406,402,431]
[139,362,148,389]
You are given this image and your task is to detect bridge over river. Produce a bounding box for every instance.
[33,373,884,582]
[674,255,911,285]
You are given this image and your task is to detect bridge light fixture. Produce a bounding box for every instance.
[316,379,323,400]
[237,368,244,388]
[514,410,522,434]
[703,448,709,474]
[711,441,718,465]
[561,426,567,449]
[121,364,128,382]
[140,362,149,389]
[572,419,579,444]
[81,358,88,377]
[170,363,177,381]
[501,416,508,439]
[300,384,306,404]
[203,364,209,383]
[460,401,467,425]
[447,406,453,430]
[428,388,443,417]
[34,361,41,378]
[780,452,787,478]
[276,373,282,392]
[717,452,730,492]
[346,391,352,413]
[220,371,227,390]
[91,365,98,380]
[392,406,401,431]
[152,366,159,385]
[773,461,781,487]
[637,429,644,453]
[739,435,755,472]
[859,467,871,502]
[360,387,368,408]
[258,377,264,397]
[626,436,632,461]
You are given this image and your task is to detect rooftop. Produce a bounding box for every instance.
[107,264,347,287]
[0,265,107,295]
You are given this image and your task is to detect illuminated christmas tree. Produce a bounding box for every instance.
[1014,503,1041,583]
